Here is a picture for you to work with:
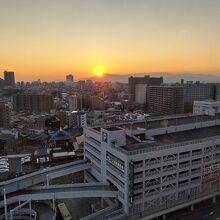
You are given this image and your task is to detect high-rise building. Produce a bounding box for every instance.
[0,78,4,88]
[0,102,10,128]
[135,84,148,105]
[66,74,74,85]
[4,71,15,87]
[77,80,86,91]
[147,85,184,115]
[91,96,106,110]
[66,111,86,128]
[13,94,53,113]
[128,75,163,105]
[69,94,106,111]
[183,82,217,112]
[69,95,79,111]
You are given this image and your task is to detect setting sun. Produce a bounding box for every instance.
[94,66,106,77]
[97,71,103,77]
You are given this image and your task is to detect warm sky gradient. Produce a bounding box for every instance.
[0,0,220,81]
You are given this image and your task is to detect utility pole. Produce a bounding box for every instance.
[3,188,8,220]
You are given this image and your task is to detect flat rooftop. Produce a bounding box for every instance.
[123,125,220,152]
[90,114,220,132]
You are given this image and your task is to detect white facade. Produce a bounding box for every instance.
[193,100,220,116]
[135,84,147,105]
[67,111,86,128]
[84,114,220,217]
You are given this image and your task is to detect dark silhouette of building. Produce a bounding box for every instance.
[0,78,4,88]
[183,82,220,112]
[128,75,163,105]
[77,80,86,91]
[0,102,10,128]
[147,85,184,115]
[50,128,72,151]
[4,71,15,87]
[13,94,53,113]
[66,74,74,81]
[66,74,74,85]
[45,117,60,131]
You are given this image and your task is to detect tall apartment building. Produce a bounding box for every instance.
[84,114,220,218]
[0,102,10,128]
[128,75,163,105]
[66,111,86,128]
[0,78,4,88]
[183,82,218,112]
[91,96,106,110]
[77,80,86,91]
[69,95,78,111]
[147,85,184,115]
[66,74,74,86]
[69,94,105,111]
[4,71,15,87]
[13,94,53,113]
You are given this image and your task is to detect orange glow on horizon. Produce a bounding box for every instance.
[94,66,106,78]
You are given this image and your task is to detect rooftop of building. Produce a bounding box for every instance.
[149,85,183,88]
[123,125,220,152]
[50,128,71,141]
[87,113,220,153]
[90,114,219,132]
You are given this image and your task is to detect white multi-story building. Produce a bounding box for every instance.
[193,100,220,116]
[135,84,147,105]
[67,111,86,128]
[84,114,220,218]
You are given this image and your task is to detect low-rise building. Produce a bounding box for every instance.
[193,100,220,116]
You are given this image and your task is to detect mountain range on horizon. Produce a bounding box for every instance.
[83,73,220,84]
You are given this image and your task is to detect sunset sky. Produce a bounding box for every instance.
[0,0,220,81]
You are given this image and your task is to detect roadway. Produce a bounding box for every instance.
[0,183,118,208]
[0,160,90,195]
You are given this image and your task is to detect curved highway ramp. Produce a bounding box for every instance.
[0,183,118,208]
[0,160,90,195]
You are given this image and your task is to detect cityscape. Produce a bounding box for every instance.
[1,1,220,220]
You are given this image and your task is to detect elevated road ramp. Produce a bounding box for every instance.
[0,160,90,195]
[0,183,118,208]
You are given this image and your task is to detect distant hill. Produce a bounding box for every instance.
[84,73,220,84]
